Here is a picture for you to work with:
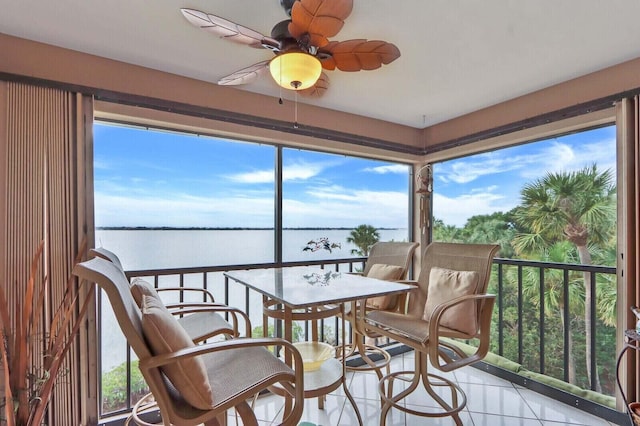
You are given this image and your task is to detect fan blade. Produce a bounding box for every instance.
[289,0,353,48]
[218,60,270,86]
[319,39,400,71]
[298,72,330,98]
[181,8,279,49]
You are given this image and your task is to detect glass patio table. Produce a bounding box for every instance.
[224,266,413,425]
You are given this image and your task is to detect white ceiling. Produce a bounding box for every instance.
[2,0,640,128]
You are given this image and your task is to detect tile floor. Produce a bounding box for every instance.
[230,350,621,426]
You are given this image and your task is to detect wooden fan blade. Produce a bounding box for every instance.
[319,39,400,72]
[218,60,270,85]
[289,0,354,48]
[298,72,330,98]
[181,8,279,49]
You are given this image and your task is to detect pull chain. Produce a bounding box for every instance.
[294,90,298,128]
[278,58,283,104]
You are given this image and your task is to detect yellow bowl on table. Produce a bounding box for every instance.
[293,342,335,371]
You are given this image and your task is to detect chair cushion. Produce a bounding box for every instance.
[130,278,161,307]
[365,264,405,310]
[141,295,215,409]
[422,267,480,336]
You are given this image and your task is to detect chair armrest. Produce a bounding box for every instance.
[141,337,305,425]
[156,287,216,302]
[165,301,228,310]
[140,337,305,391]
[396,279,418,286]
[166,303,252,337]
[427,293,495,372]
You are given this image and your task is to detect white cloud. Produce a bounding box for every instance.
[93,159,111,170]
[94,192,274,228]
[226,170,274,184]
[225,161,326,184]
[305,185,357,201]
[440,152,525,184]
[432,190,514,227]
[285,186,409,228]
[437,135,616,186]
[95,184,409,229]
[515,138,616,180]
[364,164,409,174]
[284,163,324,181]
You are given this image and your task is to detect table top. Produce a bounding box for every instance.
[224,266,413,309]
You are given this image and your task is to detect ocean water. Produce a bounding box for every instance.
[95,228,409,270]
[96,228,408,372]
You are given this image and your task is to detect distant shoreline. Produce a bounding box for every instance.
[97,227,402,231]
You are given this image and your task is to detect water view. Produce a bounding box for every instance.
[95,228,409,270]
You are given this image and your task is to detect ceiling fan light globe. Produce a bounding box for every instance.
[269,52,322,91]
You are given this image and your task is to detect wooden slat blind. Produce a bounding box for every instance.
[2,82,94,425]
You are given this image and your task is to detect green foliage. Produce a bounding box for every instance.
[432,218,463,243]
[101,360,148,414]
[513,164,615,256]
[434,210,520,258]
[253,323,305,343]
[346,224,380,256]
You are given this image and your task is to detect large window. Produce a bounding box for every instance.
[94,122,276,269]
[93,121,412,415]
[432,124,618,397]
[94,123,411,267]
[281,147,410,262]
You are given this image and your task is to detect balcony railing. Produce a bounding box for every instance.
[97,257,619,421]
[492,258,616,391]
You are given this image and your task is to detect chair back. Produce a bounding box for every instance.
[74,257,149,358]
[406,242,499,318]
[89,247,124,271]
[73,258,183,423]
[363,241,419,278]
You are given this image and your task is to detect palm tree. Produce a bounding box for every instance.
[513,164,616,393]
[590,242,618,325]
[460,211,518,258]
[432,217,462,242]
[346,224,380,256]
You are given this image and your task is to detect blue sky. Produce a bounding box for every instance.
[94,123,616,229]
[93,123,410,228]
[433,125,616,226]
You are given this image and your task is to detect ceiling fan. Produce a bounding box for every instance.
[180,0,401,98]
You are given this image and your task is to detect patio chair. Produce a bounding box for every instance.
[363,242,499,425]
[74,257,304,426]
[342,241,419,377]
[90,247,250,341]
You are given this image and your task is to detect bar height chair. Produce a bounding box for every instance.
[342,241,419,378]
[74,257,304,426]
[363,242,499,425]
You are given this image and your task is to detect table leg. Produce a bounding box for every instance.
[262,295,268,338]
[283,305,294,418]
[340,303,363,426]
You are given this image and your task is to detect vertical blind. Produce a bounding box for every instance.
[1,82,94,425]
